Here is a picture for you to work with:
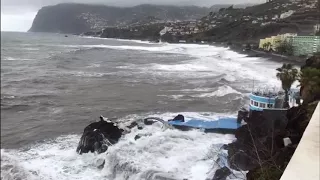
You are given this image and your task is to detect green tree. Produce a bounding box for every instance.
[299,67,320,103]
[262,43,268,50]
[276,41,294,56]
[276,63,299,108]
[266,42,272,51]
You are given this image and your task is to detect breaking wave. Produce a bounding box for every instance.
[192,85,242,98]
[66,42,280,88]
[1,37,283,180]
[1,112,244,180]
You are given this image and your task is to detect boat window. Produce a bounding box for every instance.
[267,104,273,108]
[254,101,259,106]
[251,100,254,105]
[259,103,266,108]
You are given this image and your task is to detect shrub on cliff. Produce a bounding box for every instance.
[276,41,294,56]
[299,54,320,103]
[276,63,299,108]
[299,68,320,104]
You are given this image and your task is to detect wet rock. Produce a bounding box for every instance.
[76,116,123,154]
[134,133,152,141]
[140,170,180,180]
[228,149,258,171]
[134,135,141,140]
[96,159,105,169]
[227,101,317,179]
[212,167,231,180]
[144,118,157,125]
[221,144,229,150]
[170,114,185,122]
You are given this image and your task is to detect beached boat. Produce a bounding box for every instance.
[144,88,301,134]
[249,88,301,112]
[144,113,243,134]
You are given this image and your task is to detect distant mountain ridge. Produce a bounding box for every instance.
[29,3,208,33]
[29,3,256,34]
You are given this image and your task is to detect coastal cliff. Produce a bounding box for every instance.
[79,0,317,46]
[99,24,165,41]
[28,3,210,34]
[219,54,320,180]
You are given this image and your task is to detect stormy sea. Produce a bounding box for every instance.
[1,31,282,180]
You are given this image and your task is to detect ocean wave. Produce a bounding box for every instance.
[81,36,154,44]
[151,63,209,72]
[70,71,112,77]
[157,94,192,101]
[64,44,184,54]
[57,40,282,88]
[1,95,15,100]
[192,85,242,98]
[1,104,31,111]
[23,47,40,51]
[0,112,240,180]
[2,57,34,61]
[87,63,101,68]
[174,88,215,92]
[1,150,36,180]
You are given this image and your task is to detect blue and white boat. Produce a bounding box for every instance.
[167,117,241,133]
[144,114,243,134]
[249,88,301,112]
[144,88,301,134]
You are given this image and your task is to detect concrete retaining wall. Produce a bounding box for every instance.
[280,102,319,180]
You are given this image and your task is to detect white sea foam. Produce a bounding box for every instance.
[23,47,40,51]
[81,36,153,44]
[70,71,111,77]
[87,63,101,68]
[159,86,242,100]
[192,85,242,98]
[152,63,209,72]
[0,112,244,180]
[64,41,283,89]
[177,88,215,92]
[3,57,34,61]
[1,40,284,180]
[157,94,186,100]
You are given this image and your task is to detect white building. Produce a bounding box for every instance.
[159,27,173,36]
[314,24,320,34]
[280,10,295,19]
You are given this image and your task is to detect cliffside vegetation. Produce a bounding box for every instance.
[276,41,294,56]
[276,64,299,108]
[218,54,320,180]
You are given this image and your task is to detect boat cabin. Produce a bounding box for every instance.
[249,88,301,112]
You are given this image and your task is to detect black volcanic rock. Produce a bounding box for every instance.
[76,117,123,154]
[29,3,210,34]
[212,167,231,180]
[226,100,318,179]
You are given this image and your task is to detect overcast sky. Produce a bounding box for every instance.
[1,0,264,32]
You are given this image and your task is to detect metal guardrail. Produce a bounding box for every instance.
[280,102,320,180]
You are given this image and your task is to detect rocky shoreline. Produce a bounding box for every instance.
[216,55,320,180]
[80,32,306,66]
[73,38,319,179]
